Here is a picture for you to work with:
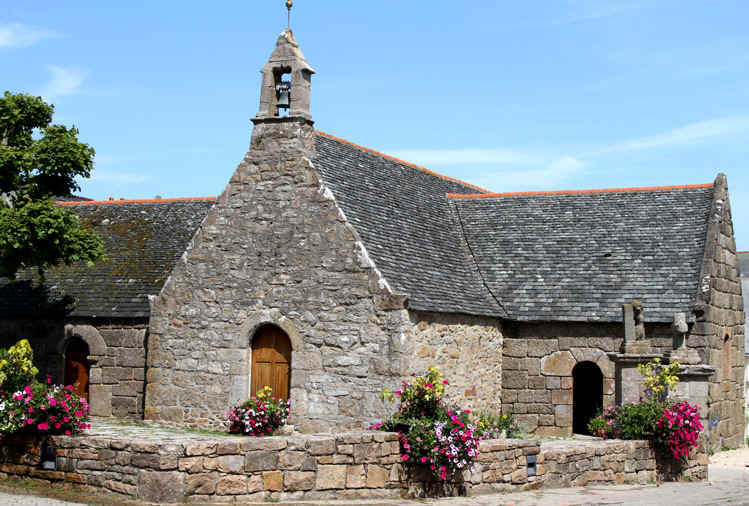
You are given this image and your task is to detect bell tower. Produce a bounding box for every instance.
[254,28,315,123]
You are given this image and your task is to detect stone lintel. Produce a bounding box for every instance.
[607,352,662,365]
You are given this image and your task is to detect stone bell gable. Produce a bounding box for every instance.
[145,32,413,432]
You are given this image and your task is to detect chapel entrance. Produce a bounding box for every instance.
[572,361,603,435]
[251,325,291,399]
[64,338,90,400]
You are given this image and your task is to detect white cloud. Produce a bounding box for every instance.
[0,23,60,48]
[596,116,749,155]
[470,156,588,191]
[390,148,540,166]
[90,171,150,184]
[42,65,87,100]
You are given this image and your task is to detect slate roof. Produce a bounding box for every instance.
[0,131,720,324]
[449,186,714,322]
[313,132,505,317]
[0,198,215,318]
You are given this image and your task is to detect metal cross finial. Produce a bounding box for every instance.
[286,0,293,30]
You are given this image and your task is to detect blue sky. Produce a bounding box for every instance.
[2,1,748,248]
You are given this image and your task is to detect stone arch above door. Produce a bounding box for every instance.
[539,347,616,433]
[60,324,110,417]
[239,310,302,352]
[60,324,108,357]
[540,348,614,380]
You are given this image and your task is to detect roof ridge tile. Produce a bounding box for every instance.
[57,197,217,206]
[315,130,490,194]
[447,182,714,199]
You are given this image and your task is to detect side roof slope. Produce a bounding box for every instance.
[449,185,714,322]
[313,132,505,318]
[0,198,215,318]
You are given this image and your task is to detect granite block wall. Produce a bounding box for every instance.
[407,311,503,414]
[684,175,745,449]
[501,322,673,436]
[0,318,148,419]
[0,433,706,502]
[145,120,411,432]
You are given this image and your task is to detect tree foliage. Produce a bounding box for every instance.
[0,91,105,279]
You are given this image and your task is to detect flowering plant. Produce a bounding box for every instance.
[225,385,290,436]
[587,401,663,440]
[654,401,703,459]
[1,379,90,438]
[587,358,704,461]
[0,339,38,394]
[375,368,480,481]
[637,358,679,405]
[473,411,520,440]
[0,340,90,440]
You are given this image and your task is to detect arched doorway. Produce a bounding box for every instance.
[251,325,291,400]
[64,338,90,400]
[572,361,603,435]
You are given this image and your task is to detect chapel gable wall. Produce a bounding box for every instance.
[145,120,411,432]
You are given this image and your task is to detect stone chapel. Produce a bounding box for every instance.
[0,29,744,448]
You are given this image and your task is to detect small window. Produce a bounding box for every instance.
[721,333,731,390]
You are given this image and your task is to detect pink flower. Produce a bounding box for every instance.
[38,422,49,431]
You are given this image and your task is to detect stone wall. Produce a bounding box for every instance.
[0,432,706,503]
[686,174,746,449]
[407,311,503,413]
[145,119,411,432]
[501,322,673,436]
[0,318,148,419]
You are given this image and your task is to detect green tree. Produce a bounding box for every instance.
[0,91,105,279]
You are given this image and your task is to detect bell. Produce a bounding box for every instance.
[276,81,291,110]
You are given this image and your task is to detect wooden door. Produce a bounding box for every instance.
[251,326,291,399]
[64,338,90,400]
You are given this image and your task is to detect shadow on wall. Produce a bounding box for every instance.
[0,280,74,318]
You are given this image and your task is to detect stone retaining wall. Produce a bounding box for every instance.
[0,432,707,503]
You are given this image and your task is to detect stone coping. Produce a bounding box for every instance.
[0,420,708,503]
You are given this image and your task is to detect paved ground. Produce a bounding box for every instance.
[2,447,747,505]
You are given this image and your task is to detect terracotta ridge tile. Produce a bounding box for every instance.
[446,182,714,199]
[315,130,491,193]
[56,196,217,206]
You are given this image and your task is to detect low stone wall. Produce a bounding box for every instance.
[0,429,708,503]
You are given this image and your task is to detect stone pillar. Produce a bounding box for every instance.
[609,353,662,404]
[620,302,652,354]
